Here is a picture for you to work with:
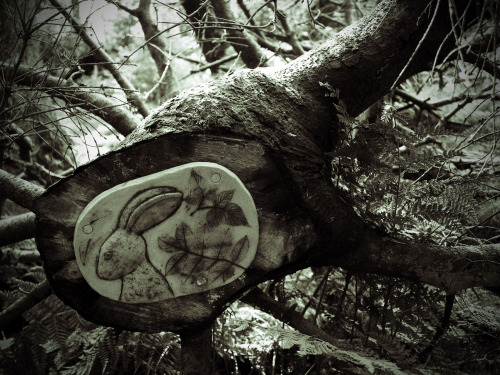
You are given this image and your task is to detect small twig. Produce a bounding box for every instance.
[49,0,151,117]
[2,63,137,136]
[189,53,238,74]
[391,0,441,90]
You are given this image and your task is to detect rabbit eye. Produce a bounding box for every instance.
[103,251,113,260]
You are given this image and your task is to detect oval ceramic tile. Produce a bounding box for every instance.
[74,162,259,303]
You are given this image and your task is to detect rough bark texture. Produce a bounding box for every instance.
[0,212,36,246]
[33,0,499,332]
[123,0,178,98]
[209,0,267,68]
[332,231,500,294]
[0,169,45,211]
[181,0,228,67]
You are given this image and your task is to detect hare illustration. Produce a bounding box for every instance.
[97,186,183,303]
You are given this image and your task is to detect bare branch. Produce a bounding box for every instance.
[48,0,151,117]
[210,0,268,68]
[0,169,45,211]
[464,51,500,79]
[110,0,178,98]
[2,63,137,136]
[332,231,500,294]
[181,0,229,67]
[0,212,36,246]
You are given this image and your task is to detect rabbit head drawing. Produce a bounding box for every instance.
[97,186,182,282]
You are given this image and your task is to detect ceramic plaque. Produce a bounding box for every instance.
[74,162,259,303]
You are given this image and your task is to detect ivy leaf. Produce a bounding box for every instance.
[215,189,235,208]
[185,187,203,207]
[205,188,217,203]
[224,203,249,227]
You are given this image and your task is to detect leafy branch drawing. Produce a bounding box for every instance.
[184,169,249,228]
[158,222,250,287]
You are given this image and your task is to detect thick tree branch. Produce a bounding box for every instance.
[331,231,500,294]
[276,0,473,127]
[2,63,137,136]
[0,212,35,246]
[48,0,151,117]
[0,169,44,211]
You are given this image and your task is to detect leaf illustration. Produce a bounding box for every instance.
[205,188,217,203]
[158,235,180,253]
[185,187,203,207]
[164,252,187,275]
[215,189,235,207]
[158,222,192,254]
[175,222,192,249]
[225,203,249,227]
[160,220,250,289]
[230,235,249,265]
[222,266,235,282]
[190,169,204,186]
[207,207,226,228]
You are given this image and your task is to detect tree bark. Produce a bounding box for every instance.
[209,0,267,68]
[181,0,229,69]
[114,0,178,99]
[0,169,44,211]
[0,212,36,246]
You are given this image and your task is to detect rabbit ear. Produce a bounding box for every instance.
[118,187,182,235]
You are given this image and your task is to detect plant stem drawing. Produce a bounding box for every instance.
[158,221,250,287]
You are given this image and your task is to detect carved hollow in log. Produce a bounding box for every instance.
[35,134,317,332]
